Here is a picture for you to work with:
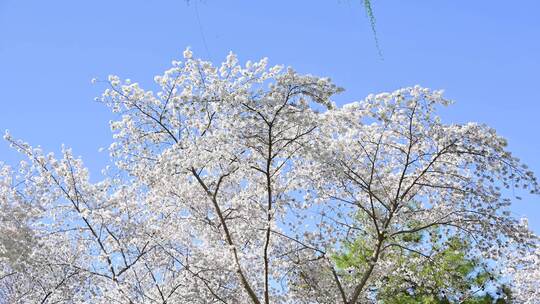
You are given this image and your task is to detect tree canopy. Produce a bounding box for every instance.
[0,50,538,303]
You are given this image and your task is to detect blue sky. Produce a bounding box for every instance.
[1,0,539,232]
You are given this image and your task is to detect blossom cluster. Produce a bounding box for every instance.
[0,50,537,303]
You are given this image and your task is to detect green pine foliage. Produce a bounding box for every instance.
[332,230,511,303]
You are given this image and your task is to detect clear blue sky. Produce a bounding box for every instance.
[1,1,539,232]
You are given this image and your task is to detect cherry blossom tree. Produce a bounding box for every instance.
[503,223,540,304]
[0,50,537,303]
[510,247,540,303]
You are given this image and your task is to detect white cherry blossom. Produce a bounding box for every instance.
[0,50,537,303]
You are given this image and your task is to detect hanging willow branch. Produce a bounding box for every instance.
[363,0,382,57]
[186,0,383,57]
